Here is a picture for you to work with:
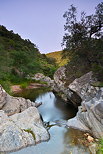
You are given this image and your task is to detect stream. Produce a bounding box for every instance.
[12,89,90,154]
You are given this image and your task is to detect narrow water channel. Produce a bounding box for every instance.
[12,90,90,154]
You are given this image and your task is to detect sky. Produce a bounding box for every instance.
[0,0,102,53]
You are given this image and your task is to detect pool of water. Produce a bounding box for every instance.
[12,90,90,154]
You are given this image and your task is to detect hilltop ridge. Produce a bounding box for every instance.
[46,51,68,67]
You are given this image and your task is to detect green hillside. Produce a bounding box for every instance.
[0,25,57,89]
[46,51,68,67]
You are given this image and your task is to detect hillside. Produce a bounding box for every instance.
[0,25,57,89]
[46,51,68,67]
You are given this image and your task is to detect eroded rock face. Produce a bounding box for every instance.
[54,67,103,138]
[0,85,37,116]
[53,66,82,106]
[60,70,103,138]
[68,71,96,99]
[0,107,49,152]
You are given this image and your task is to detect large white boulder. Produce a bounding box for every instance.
[0,107,49,152]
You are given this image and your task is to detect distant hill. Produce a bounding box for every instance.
[46,51,68,67]
[0,25,57,88]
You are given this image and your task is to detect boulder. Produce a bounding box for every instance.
[53,66,82,107]
[68,71,96,99]
[32,73,54,87]
[0,85,37,116]
[0,107,49,152]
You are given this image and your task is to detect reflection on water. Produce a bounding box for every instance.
[13,87,50,101]
[36,92,77,122]
[62,128,89,154]
[12,91,90,154]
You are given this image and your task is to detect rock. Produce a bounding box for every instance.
[33,73,45,80]
[27,83,47,89]
[53,67,103,139]
[89,143,98,154]
[66,75,103,138]
[54,66,67,92]
[35,102,42,107]
[0,86,7,109]
[0,85,37,116]
[68,71,96,99]
[53,66,82,107]
[68,87,103,138]
[0,107,49,152]
[11,85,22,93]
[32,73,54,87]
[87,136,94,142]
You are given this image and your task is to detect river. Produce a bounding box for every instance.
[12,89,90,154]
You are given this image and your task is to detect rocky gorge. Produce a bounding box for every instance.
[53,66,103,139]
[0,67,103,153]
[32,69,103,139]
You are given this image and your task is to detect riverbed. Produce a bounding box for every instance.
[12,89,90,154]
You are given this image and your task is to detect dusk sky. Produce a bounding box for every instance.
[0,0,102,53]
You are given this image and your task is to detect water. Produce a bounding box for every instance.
[12,90,90,154]
[36,92,76,122]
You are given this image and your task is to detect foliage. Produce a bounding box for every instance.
[46,51,68,67]
[0,25,57,89]
[62,2,103,81]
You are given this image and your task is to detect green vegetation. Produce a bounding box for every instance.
[97,139,103,154]
[0,25,57,91]
[23,128,36,140]
[62,2,103,82]
[91,82,103,87]
[46,51,68,67]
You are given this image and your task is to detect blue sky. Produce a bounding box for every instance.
[0,0,102,53]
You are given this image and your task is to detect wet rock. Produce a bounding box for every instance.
[0,107,49,152]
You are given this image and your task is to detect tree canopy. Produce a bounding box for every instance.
[62,2,103,81]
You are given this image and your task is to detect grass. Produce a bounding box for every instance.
[46,51,68,67]
[97,139,103,154]
[0,77,32,94]
[91,81,103,87]
[0,75,48,94]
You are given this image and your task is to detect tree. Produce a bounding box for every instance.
[62,2,103,81]
[62,3,103,52]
